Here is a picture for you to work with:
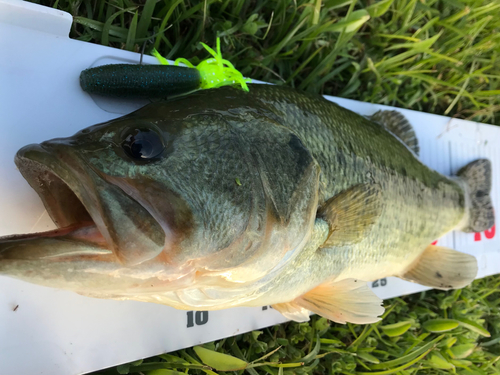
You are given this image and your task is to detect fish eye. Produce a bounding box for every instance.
[121,128,165,162]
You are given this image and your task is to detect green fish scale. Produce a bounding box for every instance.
[82,84,466,289]
[244,84,465,278]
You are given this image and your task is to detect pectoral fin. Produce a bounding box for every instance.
[318,183,382,247]
[400,245,478,290]
[273,278,384,324]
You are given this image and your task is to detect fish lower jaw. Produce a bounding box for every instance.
[0,224,112,262]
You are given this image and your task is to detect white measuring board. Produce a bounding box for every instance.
[0,1,499,374]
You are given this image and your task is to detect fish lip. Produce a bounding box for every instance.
[14,143,96,232]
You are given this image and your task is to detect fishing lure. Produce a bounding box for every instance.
[80,38,251,98]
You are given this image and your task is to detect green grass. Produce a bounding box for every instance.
[94,275,500,375]
[31,0,500,124]
[25,0,500,373]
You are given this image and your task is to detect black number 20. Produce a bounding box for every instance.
[186,311,209,327]
[372,278,387,288]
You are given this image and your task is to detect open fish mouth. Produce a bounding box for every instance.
[0,143,109,258]
[0,139,201,296]
[11,150,98,240]
[0,140,166,267]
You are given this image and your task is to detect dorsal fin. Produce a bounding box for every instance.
[369,110,419,156]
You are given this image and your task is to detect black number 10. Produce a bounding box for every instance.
[186,311,209,327]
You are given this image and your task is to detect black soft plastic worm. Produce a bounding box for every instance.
[79,64,201,98]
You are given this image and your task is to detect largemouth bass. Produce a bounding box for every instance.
[0,84,494,323]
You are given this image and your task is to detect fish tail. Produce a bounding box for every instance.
[456,159,494,233]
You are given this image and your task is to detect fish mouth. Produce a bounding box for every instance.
[0,141,166,267]
[14,145,95,232]
[0,141,205,298]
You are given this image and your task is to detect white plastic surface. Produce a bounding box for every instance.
[0,1,499,374]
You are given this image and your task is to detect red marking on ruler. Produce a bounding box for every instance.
[474,224,496,241]
[485,224,496,239]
